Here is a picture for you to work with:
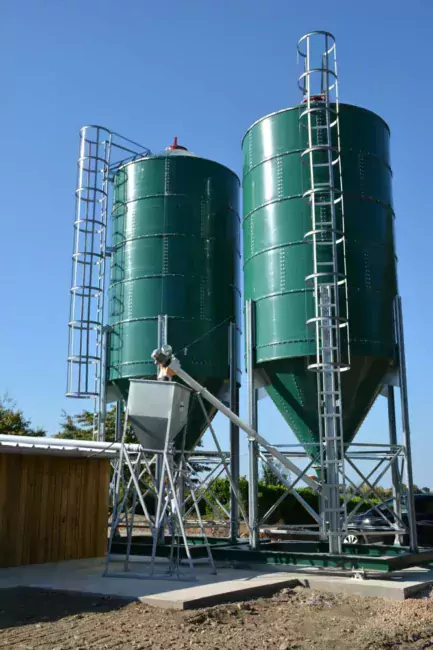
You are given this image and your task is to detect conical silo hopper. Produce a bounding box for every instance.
[242,104,397,458]
[108,141,241,451]
[127,379,192,451]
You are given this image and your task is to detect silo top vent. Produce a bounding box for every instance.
[166,136,188,151]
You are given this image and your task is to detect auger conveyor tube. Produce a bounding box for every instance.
[166,357,319,492]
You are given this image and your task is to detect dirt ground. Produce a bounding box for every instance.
[2,586,433,649]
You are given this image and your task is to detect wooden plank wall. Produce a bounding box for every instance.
[0,453,110,567]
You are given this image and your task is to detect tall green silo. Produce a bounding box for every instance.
[242,104,397,456]
[108,141,240,450]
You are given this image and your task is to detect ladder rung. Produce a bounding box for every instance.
[314,244,339,248]
[322,442,344,446]
[322,420,343,425]
[311,191,340,195]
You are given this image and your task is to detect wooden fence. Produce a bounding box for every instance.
[0,453,110,567]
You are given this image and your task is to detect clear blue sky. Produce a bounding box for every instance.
[1,1,432,484]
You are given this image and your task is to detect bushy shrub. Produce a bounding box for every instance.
[204,477,379,524]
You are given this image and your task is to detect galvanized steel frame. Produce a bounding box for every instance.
[104,290,417,564]
[162,289,417,554]
[106,409,217,580]
[258,442,409,542]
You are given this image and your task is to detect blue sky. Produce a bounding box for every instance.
[1,0,432,484]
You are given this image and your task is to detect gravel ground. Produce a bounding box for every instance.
[1,586,433,649]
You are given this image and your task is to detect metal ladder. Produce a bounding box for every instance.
[297,31,350,553]
[67,126,150,440]
[67,127,112,408]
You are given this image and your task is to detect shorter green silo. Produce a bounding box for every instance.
[243,104,397,457]
[108,142,240,450]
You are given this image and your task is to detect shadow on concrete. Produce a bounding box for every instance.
[0,587,130,630]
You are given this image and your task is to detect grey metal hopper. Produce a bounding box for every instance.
[127,379,191,451]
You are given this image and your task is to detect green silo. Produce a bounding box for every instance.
[108,141,240,450]
[242,104,397,456]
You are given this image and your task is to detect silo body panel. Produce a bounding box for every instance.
[108,151,240,449]
[242,104,397,453]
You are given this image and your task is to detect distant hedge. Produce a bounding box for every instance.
[133,476,380,524]
[203,477,379,525]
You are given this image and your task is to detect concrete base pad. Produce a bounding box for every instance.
[291,567,433,600]
[0,557,433,608]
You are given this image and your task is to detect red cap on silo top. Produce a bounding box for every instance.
[166,137,188,151]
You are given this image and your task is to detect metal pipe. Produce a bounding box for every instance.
[246,300,259,549]
[157,314,168,349]
[166,359,319,492]
[395,296,418,552]
[0,434,143,455]
[229,321,240,543]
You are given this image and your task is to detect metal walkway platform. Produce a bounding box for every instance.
[112,536,433,574]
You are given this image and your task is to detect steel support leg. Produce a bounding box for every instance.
[229,321,240,543]
[96,327,109,441]
[115,400,123,442]
[395,296,418,552]
[156,314,168,545]
[177,470,186,521]
[246,300,259,550]
[155,454,165,545]
[387,386,402,535]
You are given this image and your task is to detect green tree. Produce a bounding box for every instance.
[56,406,136,442]
[261,461,291,487]
[0,396,46,436]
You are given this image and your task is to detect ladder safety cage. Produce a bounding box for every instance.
[67,126,112,400]
[297,31,350,554]
[67,126,150,434]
